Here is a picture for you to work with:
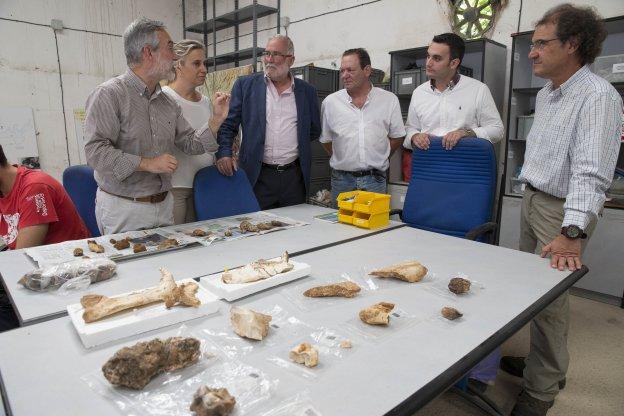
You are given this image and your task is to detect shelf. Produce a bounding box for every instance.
[605,200,624,210]
[509,139,527,142]
[186,4,278,34]
[205,47,264,66]
[513,87,541,94]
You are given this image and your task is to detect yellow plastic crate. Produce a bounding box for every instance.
[336,191,390,229]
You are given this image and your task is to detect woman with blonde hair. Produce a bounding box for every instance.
[163,39,222,224]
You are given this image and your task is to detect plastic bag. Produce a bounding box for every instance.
[422,272,485,301]
[257,391,323,416]
[343,302,423,344]
[18,257,117,291]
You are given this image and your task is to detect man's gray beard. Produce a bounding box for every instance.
[149,60,174,81]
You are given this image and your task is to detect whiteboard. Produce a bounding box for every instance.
[0,107,39,164]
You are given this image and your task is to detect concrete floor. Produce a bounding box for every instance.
[414,294,624,416]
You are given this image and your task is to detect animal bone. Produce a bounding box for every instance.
[192,229,208,237]
[239,220,259,233]
[73,248,84,257]
[370,261,428,282]
[113,238,130,250]
[448,277,471,294]
[359,302,395,325]
[230,306,272,340]
[289,342,318,368]
[190,386,236,416]
[441,307,463,320]
[303,281,361,298]
[87,240,105,253]
[80,268,200,323]
[340,340,352,348]
[157,238,179,250]
[133,243,146,253]
[222,251,293,284]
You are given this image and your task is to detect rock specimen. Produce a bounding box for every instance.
[133,243,147,253]
[303,281,361,298]
[370,261,428,283]
[441,306,463,320]
[190,386,236,416]
[113,238,130,250]
[289,342,318,368]
[222,251,293,284]
[73,248,84,257]
[102,337,200,390]
[359,302,395,325]
[230,306,272,340]
[340,340,352,349]
[157,238,179,250]
[270,220,287,227]
[239,220,259,233]
[87,240,105,253]
[80,267,201,323]
[192,229,208,237]
[448,277,471,294]
[224,230,232,237]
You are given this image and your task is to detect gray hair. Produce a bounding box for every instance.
[267,34,294,55]
[123,17,166,66]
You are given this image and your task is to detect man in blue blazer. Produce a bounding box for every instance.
[215,35,321,209]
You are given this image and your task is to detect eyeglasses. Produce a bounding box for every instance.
[529,38,559,50]
[261,51,292,59]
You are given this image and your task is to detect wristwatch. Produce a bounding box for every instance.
[462,128,476,137]
[561,225,587,239]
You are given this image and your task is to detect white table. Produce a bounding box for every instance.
[0,227,587,416]
[0,204,403,326]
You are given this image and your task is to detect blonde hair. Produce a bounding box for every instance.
[169,39,205,81]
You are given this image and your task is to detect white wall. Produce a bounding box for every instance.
[2,0,624,180]
[0,0,183,180]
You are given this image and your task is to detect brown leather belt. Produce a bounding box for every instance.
[102,189,168,203]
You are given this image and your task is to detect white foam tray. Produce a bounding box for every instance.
[67,279,221,348]
[199,260,311,301]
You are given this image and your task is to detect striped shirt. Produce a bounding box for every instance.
[519,65,622,229]
[84,69,217,198]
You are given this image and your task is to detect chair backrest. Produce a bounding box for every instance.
[193,166,260,221]
[402,137,497,239]
[62,164,100,237]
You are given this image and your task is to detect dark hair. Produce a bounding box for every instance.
[0,145,7,167]
[342,48,371,70]
[536,3,606,65]
[432,33,465,64]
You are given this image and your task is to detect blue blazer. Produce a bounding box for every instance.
[216,73,321,192]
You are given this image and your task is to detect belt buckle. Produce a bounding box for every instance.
[276,164,286,173]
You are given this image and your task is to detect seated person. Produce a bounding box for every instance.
[0,145,90,331]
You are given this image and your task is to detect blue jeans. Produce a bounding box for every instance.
[331,170,387,207]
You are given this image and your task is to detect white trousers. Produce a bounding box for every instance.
[95,188,174,235]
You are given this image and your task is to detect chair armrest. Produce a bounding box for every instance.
[464,222,498,242]
[389,208,403,221]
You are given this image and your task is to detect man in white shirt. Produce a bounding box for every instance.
[320,48,405,204]
[403,33,503,151]
[500,5,622,416]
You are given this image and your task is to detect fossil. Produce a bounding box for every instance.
[224,230,232,237]
[192,229,208,237]
[441,306,463,320]
[340,340,352,348]
[87,240,105,253]
[359,302,395,325]
[102,337,200,390]
[303,281,361,298]
[370,261,428,283]
[222,251,293,284]
[190,386,236,416]
[113,238,130,250]
[73,248,84,257]
[157,238,179,250]
[133,243,147,253]
[239,220,259,233]
[448,277,471,294]
[289,342,318,368]
[230,306,272,340]
[80,268,200,323]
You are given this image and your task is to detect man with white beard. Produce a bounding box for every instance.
[84,17,230,234]
[215,35,321,209]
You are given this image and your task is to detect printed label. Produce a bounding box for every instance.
[613,63,624,74]
[401,77,413,85]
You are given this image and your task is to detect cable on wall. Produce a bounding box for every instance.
[52,29,72,166]
[517,0,523,32]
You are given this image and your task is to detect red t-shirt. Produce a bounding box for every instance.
[0,166,90,250]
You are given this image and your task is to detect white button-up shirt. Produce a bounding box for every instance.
[320,87,406,171]
[519,65,622,229]
[264,75,299,165]
[402,75,504,149]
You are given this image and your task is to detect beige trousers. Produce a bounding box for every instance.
[519,187,597,402]
[171,187,197,225]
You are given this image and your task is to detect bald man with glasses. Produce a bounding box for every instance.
[216,35,321,209]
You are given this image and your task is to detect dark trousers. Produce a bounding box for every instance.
[0,288,19,332]
[253,163,306,210]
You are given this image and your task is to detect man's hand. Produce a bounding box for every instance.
[411,133,430,150]
[211,92,231,124]
[216,156,238,176]
[442,129,466,150]
[139,154,178,174]
[541,235,582,271]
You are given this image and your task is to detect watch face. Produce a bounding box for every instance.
[566,226,580,238]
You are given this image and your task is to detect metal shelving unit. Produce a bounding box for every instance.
[183,0,280,72]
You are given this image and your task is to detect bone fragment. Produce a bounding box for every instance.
[370,261,428,283]
[230,306,272,340]
[190,386,236,416]
[304,281,361,298]
[359,302,395,325]
[289,342,318,368]
[222,251,293,284]
[87,240,105,253]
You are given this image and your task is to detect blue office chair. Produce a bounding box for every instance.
[393,137,501,415]
[193,166,260,220]
[396,137,497,243]
[62,164,100,237]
